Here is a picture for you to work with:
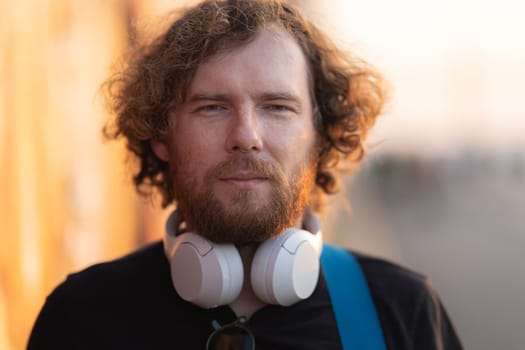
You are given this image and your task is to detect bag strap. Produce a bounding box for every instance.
[320,244,387,350]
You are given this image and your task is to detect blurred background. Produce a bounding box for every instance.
[1,0,523,349]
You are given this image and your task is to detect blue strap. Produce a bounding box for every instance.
[320,244,387,350]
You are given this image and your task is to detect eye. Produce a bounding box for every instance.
[264,104,295,113]
[268,105,288,111]
[197,104,226,112]
[191,104,228,116]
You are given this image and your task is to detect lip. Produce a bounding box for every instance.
[220,171,267,181]
[219,171,268,189]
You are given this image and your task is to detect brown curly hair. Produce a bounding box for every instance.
[103,0,385,210]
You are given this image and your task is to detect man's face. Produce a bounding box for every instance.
[153,26,317,244]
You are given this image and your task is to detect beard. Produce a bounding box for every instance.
[172,154,316,245]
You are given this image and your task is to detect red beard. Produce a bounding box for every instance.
[172,154,316,244]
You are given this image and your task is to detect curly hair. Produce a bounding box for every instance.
[103,0,385,210]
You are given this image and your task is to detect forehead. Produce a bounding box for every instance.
[185,26,311,98]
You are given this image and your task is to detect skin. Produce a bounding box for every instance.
[152,26,317,317]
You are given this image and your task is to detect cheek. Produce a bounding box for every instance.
[171,137,218,185]
[268,127,316,172]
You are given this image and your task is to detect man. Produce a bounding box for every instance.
[28,0,462,349]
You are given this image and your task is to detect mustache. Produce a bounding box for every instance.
[209,155,283,183]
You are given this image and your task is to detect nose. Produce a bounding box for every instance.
[225,108,263,153]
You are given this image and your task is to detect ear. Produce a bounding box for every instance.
[150,139,170,161]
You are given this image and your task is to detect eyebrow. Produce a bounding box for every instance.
[257,92,302,105]
[186,93,231,103]
[187,92,303,105]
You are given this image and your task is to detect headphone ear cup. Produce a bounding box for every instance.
[167,232,244,309]
[251,229,320,306]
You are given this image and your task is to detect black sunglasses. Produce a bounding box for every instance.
[206,316,255,350]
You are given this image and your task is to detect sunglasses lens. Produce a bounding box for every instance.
[207,325,255,350]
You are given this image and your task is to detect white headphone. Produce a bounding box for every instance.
[163,210,323,309]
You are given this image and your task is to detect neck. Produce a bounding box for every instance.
[228,243,267,319]
[228,215,307,318]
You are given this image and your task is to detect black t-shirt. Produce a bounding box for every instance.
[27,241,463,349]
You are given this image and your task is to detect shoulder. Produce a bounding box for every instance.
[351,251,439,318]
[53,241,171,301]
[353,251,431,299]
[351,251,464,349]
[72,240,166,277]
[28,241,175,348]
